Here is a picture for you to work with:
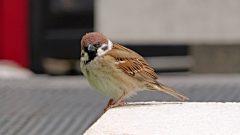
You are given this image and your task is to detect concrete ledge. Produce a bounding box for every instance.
[84,102,240,134]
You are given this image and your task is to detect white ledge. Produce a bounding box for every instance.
[84,102,240,135]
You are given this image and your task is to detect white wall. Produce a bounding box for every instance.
[95,0,240,45]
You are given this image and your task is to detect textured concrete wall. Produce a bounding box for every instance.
[95,0,240,44]
[190,45,240,73]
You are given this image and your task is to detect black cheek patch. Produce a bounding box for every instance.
[84,46,97,64]
[101,46,108,51]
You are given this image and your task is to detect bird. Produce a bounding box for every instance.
[80,32,189,111]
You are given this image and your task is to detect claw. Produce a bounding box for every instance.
[104,94,127,112]
[104,101,126,112]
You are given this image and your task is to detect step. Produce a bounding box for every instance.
[84,102,240,135]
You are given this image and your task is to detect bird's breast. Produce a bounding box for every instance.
[80,56,124,99]
[80,55,144,100]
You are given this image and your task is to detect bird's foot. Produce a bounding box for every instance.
[104,101,126,112]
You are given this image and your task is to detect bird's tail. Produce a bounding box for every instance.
[146,82,189,101]
[157,82,189,101]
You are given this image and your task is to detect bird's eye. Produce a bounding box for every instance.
[95,42,102,48]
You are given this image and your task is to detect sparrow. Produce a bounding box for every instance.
[80,32,189,111]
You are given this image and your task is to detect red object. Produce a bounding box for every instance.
[0,0,29,68]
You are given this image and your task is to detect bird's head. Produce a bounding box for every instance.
[80,32,113,64]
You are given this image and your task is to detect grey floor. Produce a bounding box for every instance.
[0,74,240,135]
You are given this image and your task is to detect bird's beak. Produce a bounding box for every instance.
[88,44,96,52]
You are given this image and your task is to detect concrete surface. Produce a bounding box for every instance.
[84,102,240,135]
[95,0,240,44]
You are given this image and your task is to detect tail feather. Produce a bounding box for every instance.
[146,82,189,101]
[159,83,189,101]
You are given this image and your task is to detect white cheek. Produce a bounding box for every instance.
[97,45,107,56]
[81,51,89,61]
[97,40,113,56]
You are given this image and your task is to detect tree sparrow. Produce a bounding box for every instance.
[80,32,189,111]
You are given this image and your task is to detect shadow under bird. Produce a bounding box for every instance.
[80,32,189,111]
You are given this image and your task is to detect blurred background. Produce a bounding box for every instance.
[0,0,240,134]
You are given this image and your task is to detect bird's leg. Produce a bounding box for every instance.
[104,99,114,112]
[107,99,114,106]
[104,93,126,112]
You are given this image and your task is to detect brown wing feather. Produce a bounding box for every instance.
[106,43,189,101]
[106,43,159,84]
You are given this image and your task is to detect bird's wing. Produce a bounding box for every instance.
[106,43,159,85]
[106,43,189,101]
